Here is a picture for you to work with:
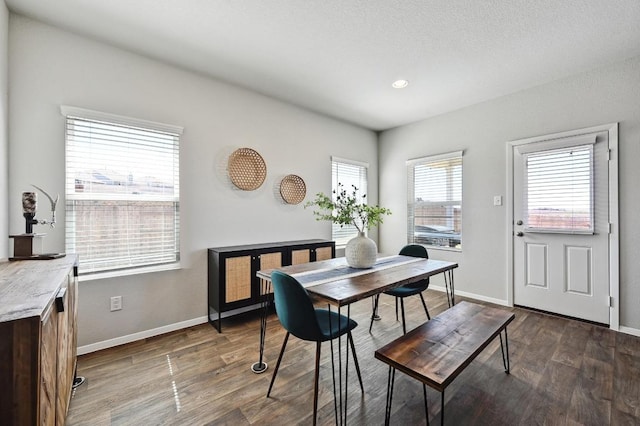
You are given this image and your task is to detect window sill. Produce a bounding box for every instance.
[419,245,462,253]
[78,262,181,282]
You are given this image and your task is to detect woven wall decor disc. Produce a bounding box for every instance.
[228,148,267,190]
[280,174,306,204]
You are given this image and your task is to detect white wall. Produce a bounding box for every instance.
[0,3,8,260]
[379,55,640,331]
[8,15,377,347]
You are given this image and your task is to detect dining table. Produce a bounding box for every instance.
[253,254,459,424]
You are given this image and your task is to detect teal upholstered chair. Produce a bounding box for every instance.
[369,244,431,334]
[267,270,364,425]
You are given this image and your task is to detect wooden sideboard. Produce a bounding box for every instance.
[208,239,335,332]
[0,255,79,425]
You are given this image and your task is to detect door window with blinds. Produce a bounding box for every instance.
[407,151,462,250]
[331,157,368,247]
[522,143,594,233]
[62,106,182,275]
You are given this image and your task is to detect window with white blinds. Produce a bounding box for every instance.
[331,157,368,247]
[63,107,182,275]
[524,144,594,233]
[407,151,462,250]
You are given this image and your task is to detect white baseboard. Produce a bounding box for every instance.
[619,325,640,337]
[77,316,209,356]
[430,285,640,335]
[429,285,510,307]
[77,295,640,356]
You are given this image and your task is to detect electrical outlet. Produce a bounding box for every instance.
[110,296,122,311]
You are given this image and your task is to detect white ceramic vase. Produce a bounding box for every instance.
[345,232,377,268]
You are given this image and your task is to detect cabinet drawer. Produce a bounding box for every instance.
[259,252,283,295]
[291,249,310,265]
[315,246,333,261]
[225,256,252,303]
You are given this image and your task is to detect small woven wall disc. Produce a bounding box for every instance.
[280,174,306,204]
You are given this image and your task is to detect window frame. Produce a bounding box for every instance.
[61,106,183,279]
[407,151,463,251]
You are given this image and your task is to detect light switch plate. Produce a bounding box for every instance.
[493,195,502,206]
[110,296,122,311]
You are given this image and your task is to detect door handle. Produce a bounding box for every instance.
[516,220,523,226]
[516,232,524,237]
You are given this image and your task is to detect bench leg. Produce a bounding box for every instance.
[385,366,396,426]
[499,327,511,374]
[423,384,430,426]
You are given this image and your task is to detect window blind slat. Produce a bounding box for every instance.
[65,113,180,275]
[524,145,593,233]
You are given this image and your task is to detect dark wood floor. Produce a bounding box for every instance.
[67,291,640,425]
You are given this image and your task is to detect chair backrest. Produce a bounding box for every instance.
[399,244,430,285]
[399,244,429,259]
[271,270,323,341]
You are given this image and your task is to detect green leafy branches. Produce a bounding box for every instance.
[305,183,391,233]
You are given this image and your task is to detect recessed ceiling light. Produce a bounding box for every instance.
[392,79,409,89]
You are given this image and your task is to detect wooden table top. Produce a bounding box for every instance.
[258,255,458,306]
[374,301,515,391]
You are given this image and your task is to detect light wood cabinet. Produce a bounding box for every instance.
[0,256,79,425]
[208,240,334,332]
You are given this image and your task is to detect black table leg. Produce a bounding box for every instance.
[328,304,339,425]
[443,271,452,308]
[251,278,271,374]
[449,269,455,305]
[372,295,381,321]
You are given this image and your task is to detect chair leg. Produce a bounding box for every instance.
[400,298,407,335]
[395,297,399,321]
[313,341,321,426]
[267,332,290,397]
[419,293,431,320]
[369,294,380,333]
[347,331,364,393]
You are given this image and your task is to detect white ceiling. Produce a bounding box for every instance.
[6,0,640,131]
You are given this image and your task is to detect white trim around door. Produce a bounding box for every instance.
[506,123,619,330]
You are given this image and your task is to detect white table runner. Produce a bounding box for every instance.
[293,255,424,288]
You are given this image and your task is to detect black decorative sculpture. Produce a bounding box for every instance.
[21,184,58,234]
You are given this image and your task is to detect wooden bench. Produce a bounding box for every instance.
[374,301,515,425]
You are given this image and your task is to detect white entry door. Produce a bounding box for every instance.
[512,128,611,324]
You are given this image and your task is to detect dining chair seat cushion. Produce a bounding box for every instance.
[385,281,429,297]
[314,309,358,341]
